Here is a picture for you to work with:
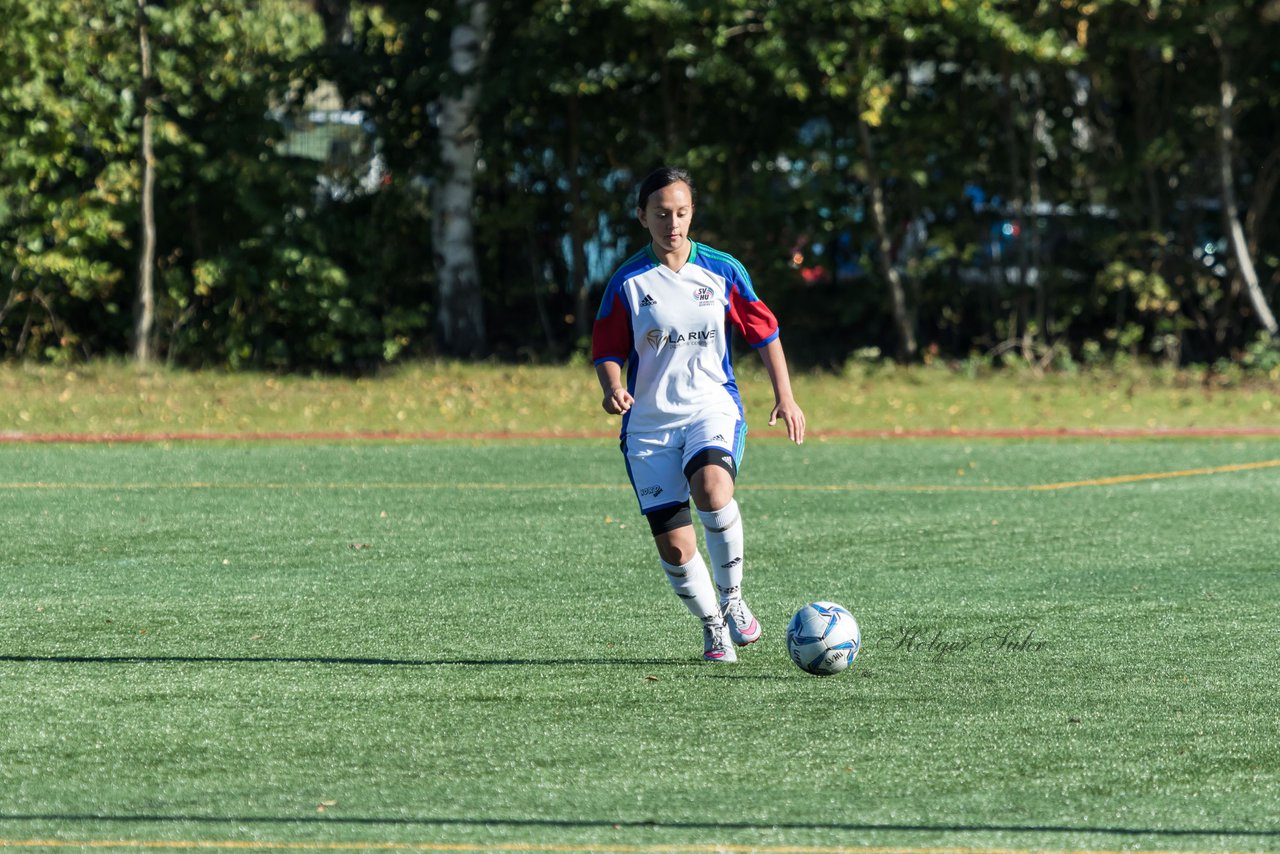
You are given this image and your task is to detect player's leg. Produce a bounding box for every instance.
[648,505,734,663]
[624,431,734,662]
[684,419,759,646]
[688,459,740,603]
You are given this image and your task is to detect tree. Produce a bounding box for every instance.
[0,0,137,361]
[746,1,1081,361]
[135,0,158,363]
[432,0,490,356]
[148,0,379,370]
[0,0,358,368]
[1083,0,1278,360]
[1209,11,1277,338]
[4,0,1279,368]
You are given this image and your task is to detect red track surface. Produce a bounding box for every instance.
[3,426,1280,443]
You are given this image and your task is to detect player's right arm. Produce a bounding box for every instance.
[595,360,633,415]
[591,279,634,416]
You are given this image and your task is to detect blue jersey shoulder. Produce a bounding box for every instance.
[691,242,761,301]
[596,249,655,319]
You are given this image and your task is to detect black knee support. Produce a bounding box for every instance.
[645,501,692,535]
[683,447,738,481]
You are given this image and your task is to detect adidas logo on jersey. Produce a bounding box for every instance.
[639,294,657,307]
[710,434,727,443]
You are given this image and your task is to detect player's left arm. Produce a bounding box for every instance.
[756,337,805,445]
[728,276,805,445]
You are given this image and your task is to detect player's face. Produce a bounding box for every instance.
[638,181,694,256]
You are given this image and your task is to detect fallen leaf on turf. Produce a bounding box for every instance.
[348,543,371,550]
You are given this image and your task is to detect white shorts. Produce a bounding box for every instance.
[621,415,748,515]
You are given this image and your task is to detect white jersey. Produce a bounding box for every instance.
[592,241,779,436]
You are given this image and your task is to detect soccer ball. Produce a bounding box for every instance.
[786,601,861,676]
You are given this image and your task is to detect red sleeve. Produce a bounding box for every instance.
[591,291,632,364]
[728,285,780,348]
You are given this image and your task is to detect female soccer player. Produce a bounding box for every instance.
[591,166,806,662]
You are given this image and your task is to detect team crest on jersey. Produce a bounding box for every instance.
[692,286,716,306]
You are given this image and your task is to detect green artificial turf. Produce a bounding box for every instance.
[1,438,1278,853]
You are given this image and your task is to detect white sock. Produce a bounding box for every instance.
[698,500,744,604]
[660,553,719,621]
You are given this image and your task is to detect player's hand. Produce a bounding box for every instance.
[769,397,806,445]
[602,387,634,415]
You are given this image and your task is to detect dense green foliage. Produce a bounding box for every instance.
[1,0,1277,369]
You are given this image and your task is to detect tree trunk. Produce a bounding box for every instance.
[1128,50,1164,235]
[566,94,592,344]
[432,0,489,357]
[1213,39,1278,338]
[133,0,157,365]
[526,229,557,354]
[856,114,917,361]
[314,0,353,47]
[1245,145,1280,261]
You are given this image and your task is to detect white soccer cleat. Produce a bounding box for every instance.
[702,617,737,663]
[722,598,762,647]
